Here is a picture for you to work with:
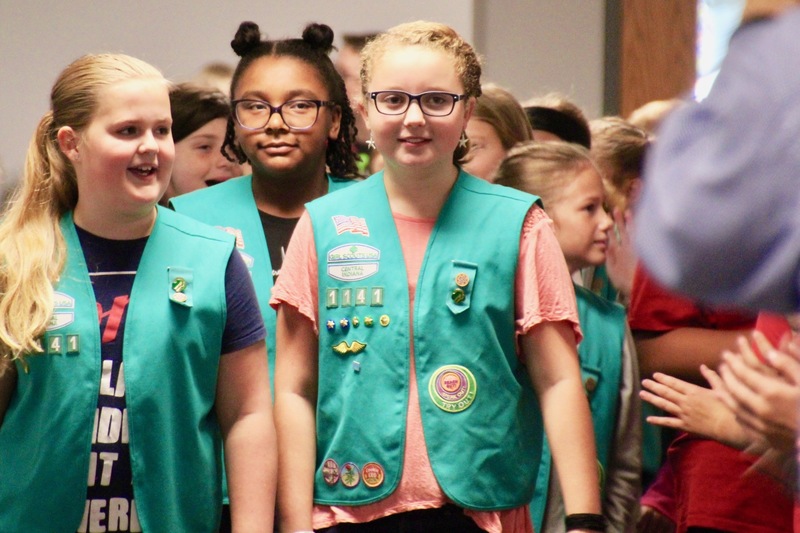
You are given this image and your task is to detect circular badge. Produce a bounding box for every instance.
[428,365,477,413]
[171,277,187,292]
[455,272,470,287]
[340,462,360,488]
[361,462,385,488]
[322,458,340,486]
[451,288,466,304]
[170,292,188,303]
[379,314,390,327]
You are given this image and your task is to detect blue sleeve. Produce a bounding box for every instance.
[222,249,267,354]
[635,9,800,312]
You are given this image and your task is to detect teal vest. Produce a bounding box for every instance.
[307,170,544,510]
[171,173,354,380]
[530,284,625,530]
[0,208,233,532]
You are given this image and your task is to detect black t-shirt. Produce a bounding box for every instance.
[258,210,300,283]
[74,225,265,533]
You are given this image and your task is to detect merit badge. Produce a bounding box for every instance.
[352,317,360,328]
[322,459,340,485]
[379,314,390,327]
[455,272,470,287]
[428,365,477,413]
[168,267,193,307]
[340,318,350,331]
[327,244,379,282]
[340,462,360,488]
[326,319,336,332]
[47,291,75,331]
[364,316,374,328]
[451,288,466,304]
[362,462,385,488]
[332,215,370,236]
[332,340,367,356]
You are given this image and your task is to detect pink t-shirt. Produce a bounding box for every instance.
[270,205,580,533]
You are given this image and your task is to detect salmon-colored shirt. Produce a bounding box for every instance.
[271,205,580,533]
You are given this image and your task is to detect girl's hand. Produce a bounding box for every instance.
[640,371,748,448]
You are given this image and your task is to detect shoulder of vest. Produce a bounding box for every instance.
[457,170,541,206]
[156,206,235,246]
[171,175,252,211]
[574,283,626,319]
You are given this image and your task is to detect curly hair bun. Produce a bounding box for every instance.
[302,23,334,54]
[231,21,263,57]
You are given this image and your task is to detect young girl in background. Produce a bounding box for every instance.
[171,21,359,531]
[272,21,603,533]
[0,53,275,532]
[160,83,243,206]
[496,141,641,533]
[462,83,532,182]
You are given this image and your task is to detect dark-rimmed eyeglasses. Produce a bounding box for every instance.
[369,91,467,117]
[232,99,335,131]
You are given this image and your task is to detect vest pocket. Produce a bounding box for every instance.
[446,261,478,315]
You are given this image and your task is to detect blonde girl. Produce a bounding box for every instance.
[0,53,275,532]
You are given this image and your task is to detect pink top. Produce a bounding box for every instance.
[271,205,580,533]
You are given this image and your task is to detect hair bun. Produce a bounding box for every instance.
[231,21,264,57]
[302,23,334,53]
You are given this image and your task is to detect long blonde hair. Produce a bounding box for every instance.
[0,53,164,369]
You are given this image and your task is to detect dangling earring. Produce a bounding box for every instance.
[366,133,376,150]
[458,131,468,149]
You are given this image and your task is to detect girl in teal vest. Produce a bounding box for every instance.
[496,141,642,532]
[272,21,605,533]
[0,53,276,532]
[170,22,359,529]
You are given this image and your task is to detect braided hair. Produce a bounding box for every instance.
[223,21,360,179]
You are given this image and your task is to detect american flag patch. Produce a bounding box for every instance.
[332,215,369,236]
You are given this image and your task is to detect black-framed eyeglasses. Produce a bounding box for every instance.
[370,91,467,117]
[232,99,336,131]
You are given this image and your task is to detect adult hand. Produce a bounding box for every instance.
[718,332,800,452]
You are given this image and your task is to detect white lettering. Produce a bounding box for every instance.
[130,500,141,532]
[99,360,115,396]
[98,452,118,486]
[87,452,98,486]
[88,499,107,532]
[96,407,122,443]
[115,363,126,398]
[107,498,129,531]
[121,408,128,444]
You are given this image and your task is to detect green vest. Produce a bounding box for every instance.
[0,208,233,532]
[530,284,625,530]
[307,170,544,509]
[171,173,354,380]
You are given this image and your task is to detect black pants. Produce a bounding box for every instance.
[317,505,486,533]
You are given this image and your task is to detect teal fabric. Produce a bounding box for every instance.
[0,207,233,532]
[530,284,625,531]
[308,170,545,509]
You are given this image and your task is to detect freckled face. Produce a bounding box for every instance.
[547,166,613,273]
[70,78,174,222]
[362,45,472,174]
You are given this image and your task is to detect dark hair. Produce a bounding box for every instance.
[223,21,359,179]
[169,83,230,143]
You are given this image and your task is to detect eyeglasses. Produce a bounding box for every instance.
[370,91,467,117]
[232,99,335,131]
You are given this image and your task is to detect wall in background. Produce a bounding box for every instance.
[0,1,607,188]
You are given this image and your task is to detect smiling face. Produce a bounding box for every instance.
[362,45,472,176]
[232,55,341,182]
[463,118,506,181]
[166,117,240,200]
[546,165,613,273]
[62,78,173,230]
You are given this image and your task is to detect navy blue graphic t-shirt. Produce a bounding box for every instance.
[74,225,265,533]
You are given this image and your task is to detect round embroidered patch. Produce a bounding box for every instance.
[322,458,340,486]
[340,462,360,488]
[428,365,477,413]
[361,462,385,488]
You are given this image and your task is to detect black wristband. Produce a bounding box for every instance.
[565,513,606,532]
